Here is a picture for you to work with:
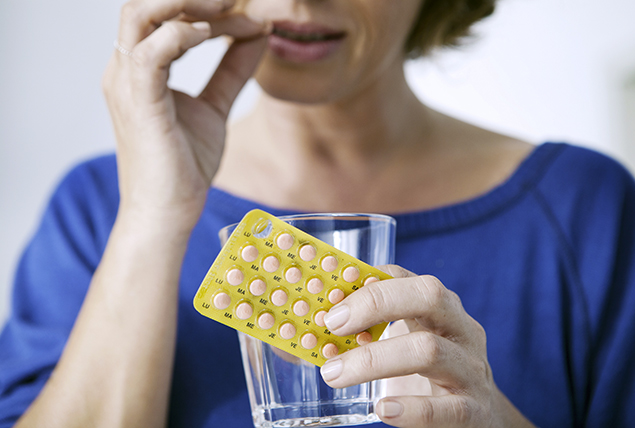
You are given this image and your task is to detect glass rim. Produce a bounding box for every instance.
[219,212,396,238]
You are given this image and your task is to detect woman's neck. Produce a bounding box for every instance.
[215,61,438,208]
[215,62,533,213]
[251,64,431,170]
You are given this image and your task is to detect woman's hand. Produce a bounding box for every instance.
[320,265,535,428]
[103,0,270,230]
[15,7,270,426]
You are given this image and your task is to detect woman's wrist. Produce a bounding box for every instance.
[115,201,203,245]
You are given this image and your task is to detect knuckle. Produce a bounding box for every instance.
[415,399,435,425]
[411,331,442,367]
[477,359,492,382]
[452,396,475,424]
[472,319,487,343]
[357,344,377,373]
[162,22,191,55]
[446,288,463,307]
[416,275,446,307]
[161,20,182,38]
[131,47,152,68]
[361,282,387,316]
[120,1,143,25]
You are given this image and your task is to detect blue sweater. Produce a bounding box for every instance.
[1,143,634,427]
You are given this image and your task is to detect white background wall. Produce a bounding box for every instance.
[1,0,634,324]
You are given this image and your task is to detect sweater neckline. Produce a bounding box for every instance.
[207,142,565,238]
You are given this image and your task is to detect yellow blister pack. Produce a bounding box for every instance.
[193,209,392,367]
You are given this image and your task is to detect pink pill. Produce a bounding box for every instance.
[276,233,294,250]
[328,288,345,305]
[321,256,338,272]
[307,277,324,294]
[293,300,310,317]
[285,267,302,284]
[258,312,275,330]
[342,266,360,283]
[241,245,259,263]
[263,256,280,273]
[301,333,318,349]
[356,331,373,346]
[364,276,379,285]
[322,343,339,359]
[314,310,327,327]
[298,244,317,262]
[279,322,296,340]
[235,302,253,320]
[249,279,267,296]
[271,289,288,307]
[213,292,231,310]
[226,268,244,286]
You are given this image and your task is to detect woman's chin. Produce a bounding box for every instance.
[262,87,333,105]
[254,69,348,105]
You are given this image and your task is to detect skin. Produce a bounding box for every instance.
[16,0,536,427]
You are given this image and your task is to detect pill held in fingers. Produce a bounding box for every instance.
[194,209,392,367]
[314,310,327,327]
[356,331,373,346]
[321,343,339,359]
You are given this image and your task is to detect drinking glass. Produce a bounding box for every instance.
[219,213,396,428]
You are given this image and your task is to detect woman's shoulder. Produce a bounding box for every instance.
[531,143,635,280]
[530,143,635,217]
[536,143,633,192]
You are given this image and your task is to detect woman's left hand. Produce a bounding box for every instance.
[320,265,536,428]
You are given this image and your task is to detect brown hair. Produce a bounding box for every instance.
[406,0,497,58]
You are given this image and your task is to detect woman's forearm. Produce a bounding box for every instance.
[14,0,269,424]
[16,211,192,428]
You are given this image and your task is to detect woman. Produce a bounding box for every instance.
[1,0,634,427]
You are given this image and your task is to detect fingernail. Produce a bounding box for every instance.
[247,14,266,24]
[321,358,343,382]
[324,305,350,331]
[247,15,273,33]
[192,21,211,33]
[378,400,403,418]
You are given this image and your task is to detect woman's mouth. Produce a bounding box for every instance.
[268,22,346,63]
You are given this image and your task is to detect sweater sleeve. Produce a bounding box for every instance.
[536,145,635,426]
[0,157,117,427]
[581,162,635,426]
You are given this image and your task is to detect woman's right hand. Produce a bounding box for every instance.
[103,0,269,231]
[13,6,269,427]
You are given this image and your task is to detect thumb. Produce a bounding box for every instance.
[374,264,418,279]
[198,35,268,118]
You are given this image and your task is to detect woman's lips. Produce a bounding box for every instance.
[268,21,346,63]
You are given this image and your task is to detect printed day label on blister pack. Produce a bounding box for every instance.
[193,209,391,367]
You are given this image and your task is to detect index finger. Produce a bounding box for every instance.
[117,0,234,48]
[324,269,472,341]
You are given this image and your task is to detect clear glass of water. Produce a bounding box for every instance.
[219,213,397,428]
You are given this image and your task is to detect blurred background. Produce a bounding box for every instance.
[1,0,634,324]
